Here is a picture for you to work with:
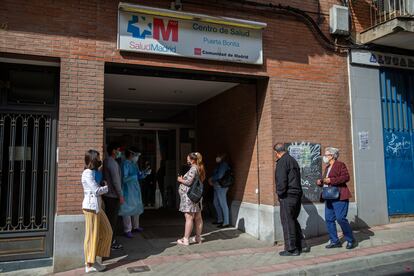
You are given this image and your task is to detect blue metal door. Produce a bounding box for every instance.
[380,68,414,215]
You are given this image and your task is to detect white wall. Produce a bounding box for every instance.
[349,63,389,226]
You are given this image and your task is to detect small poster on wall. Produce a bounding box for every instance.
[358,131,369,150]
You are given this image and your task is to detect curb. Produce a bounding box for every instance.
[259,248,414,276]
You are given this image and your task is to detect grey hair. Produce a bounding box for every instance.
[325,147,339,160]
[273,143,286,153]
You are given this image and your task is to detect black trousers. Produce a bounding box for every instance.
[279,194,305,251]
[103,196,120,242]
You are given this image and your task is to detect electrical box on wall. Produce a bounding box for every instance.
[329,5,349,35]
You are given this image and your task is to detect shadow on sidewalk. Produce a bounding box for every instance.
[301,203,375,249]
[103,209,243,272]
[350,216,375,244]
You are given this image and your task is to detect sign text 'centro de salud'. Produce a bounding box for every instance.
[117,4,266,64]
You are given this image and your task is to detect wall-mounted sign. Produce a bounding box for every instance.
[117,4,265,64]
[351,49,414,70]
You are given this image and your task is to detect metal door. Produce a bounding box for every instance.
[0,113,56,261]
[0,62,58,262]
[380,68,414,215]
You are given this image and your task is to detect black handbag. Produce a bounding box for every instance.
[218,169,235,188]
[322,186,340,200]
[187,174,203,204]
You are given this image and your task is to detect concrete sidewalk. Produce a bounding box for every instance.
[3,221,414,276]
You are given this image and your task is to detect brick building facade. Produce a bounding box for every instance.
[1,0,400,272]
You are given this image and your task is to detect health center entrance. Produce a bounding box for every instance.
[103,63,266,238]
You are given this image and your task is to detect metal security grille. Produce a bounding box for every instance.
[380,68,414,215]
[0,113,52,233]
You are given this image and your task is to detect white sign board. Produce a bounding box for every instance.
[351,49,414,70]
[118,11,264,64]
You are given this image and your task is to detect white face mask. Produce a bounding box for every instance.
[322,156,330,164]
[132,156,139,163]
[216,157,222,163]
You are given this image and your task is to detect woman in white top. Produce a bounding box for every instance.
[82,150,112,273]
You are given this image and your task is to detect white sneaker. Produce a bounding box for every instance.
[93,261,106,272]
[85,266,98,273]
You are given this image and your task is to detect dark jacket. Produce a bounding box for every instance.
[275,153,302,198]
[321,160,352,201]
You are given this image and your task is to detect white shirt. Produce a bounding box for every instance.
[323,166,332,188]
[82,169,108,213]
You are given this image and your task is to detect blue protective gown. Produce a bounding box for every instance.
[118,159,146,216]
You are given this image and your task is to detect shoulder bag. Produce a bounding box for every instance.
[187,173,203,204]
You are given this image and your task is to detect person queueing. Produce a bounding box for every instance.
[176,152,205,246]
[119,147,150,238]
[274,143,309,256]
[317,147,356,250]
[102,143,124,250]
[82,150,112,273]
[208,153,231,228]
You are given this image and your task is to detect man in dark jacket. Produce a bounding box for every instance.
[274,143,309,256]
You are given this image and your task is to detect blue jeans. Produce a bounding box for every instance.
[325,199,354,243]
[213,183,229,225]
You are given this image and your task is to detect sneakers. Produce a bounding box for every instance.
[85,266,97,273]
[125,231,133,238]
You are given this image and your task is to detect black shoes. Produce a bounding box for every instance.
[346,241,356,249]
[111,240,123,250]
[299,245,311,253]
[325,242,342,249]
[279,249,300,256]
[217,224,231,228]
[212,221,222,225]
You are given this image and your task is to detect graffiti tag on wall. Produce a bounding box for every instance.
[286,142,322,202]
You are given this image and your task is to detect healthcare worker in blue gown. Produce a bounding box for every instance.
[119,147,151,238]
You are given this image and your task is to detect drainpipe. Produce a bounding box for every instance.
[255,83,261,240]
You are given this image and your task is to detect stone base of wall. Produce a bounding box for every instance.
[231,200,359,243]
[53,215,85,273]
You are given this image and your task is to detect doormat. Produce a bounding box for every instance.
[127,265,151,273]
[140,225,183,239]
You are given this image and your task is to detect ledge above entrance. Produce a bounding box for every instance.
[118,2,267,30]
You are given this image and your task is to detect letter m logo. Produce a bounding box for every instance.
[153,18,178,42]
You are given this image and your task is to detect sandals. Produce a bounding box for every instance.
[189,236,202,244]
[177,237,190,246]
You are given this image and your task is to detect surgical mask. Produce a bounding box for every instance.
[115,151,122,159]
[216,157,222,163]
[132,156,139,163]
[322,156,330,164]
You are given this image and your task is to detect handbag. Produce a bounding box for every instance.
[322,186,340,200]
[218,169,235,188]
[187,174,203,204]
